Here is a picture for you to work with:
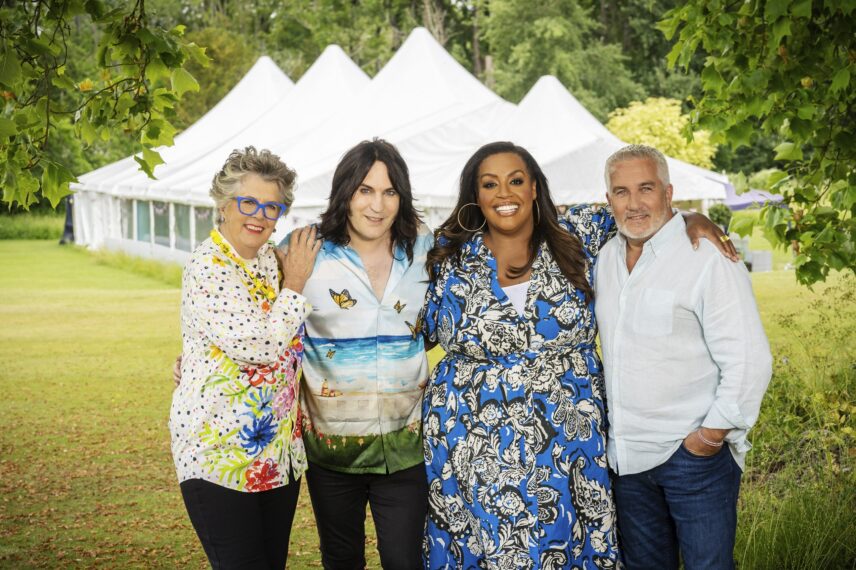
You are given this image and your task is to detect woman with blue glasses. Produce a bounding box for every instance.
[169,146,321,568]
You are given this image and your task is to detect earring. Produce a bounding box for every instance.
[534,201,540,225]
[457,203,486,232]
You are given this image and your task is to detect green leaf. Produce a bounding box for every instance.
[791,0,812,19]
[767,170,790,189]
[2,169,40,209]
[77,116,98,145]
[797,103,816,119]
[41,161,77,207]
[726,122,754,147]
[774,142,803,161]
[743,69,769,90]
[145,57,170,83]
[732,171,749,195]
[765,0,791,21]
[51,73,76,91]
[769,18,792,48]
[0,117,17,138]
[830,68,850,94]
[657,13,682,41]
[134,147,164,179]
[184,43,209,67]
[827,252,846,271]
[0,48,22,88]
[170,67,199,97]
[730,214,755,237]
[701,65,725,91]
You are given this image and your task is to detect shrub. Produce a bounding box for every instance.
[708,203,733,232]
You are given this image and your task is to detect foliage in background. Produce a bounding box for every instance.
[606,97,717,168]
[713,133,781,175]
[661,0,855,285]
[584,0,701,99]
[0,0,209,209]
[173,27,255,131]
[707,203,732,231]
[481,0,643,118]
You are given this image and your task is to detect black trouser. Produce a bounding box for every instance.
[180,476,301,570]
[306,462,428,570]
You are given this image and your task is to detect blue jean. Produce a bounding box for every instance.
[612,443,742,570]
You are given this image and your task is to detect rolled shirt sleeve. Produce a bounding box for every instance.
[697,254,773,445]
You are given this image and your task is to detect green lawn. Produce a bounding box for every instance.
[0,241,366,569]
[0,241,852,568]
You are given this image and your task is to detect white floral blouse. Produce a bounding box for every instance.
[169,230,310,492]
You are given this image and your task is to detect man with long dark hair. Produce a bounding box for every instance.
[283,139,430,569]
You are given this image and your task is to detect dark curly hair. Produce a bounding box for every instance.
[426,141,593,301]
[318,138,422,262]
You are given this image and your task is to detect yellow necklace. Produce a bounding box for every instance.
[210,229,278,304]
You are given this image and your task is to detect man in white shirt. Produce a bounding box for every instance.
[594,145,772,569]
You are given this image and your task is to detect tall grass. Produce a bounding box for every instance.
[0,212,65,240]
[735,275,856,568]
[88,248,183,288]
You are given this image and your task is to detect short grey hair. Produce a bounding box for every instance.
[210,146,297,223]
[604,144,670,190]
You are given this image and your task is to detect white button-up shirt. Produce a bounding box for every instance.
[594,214,772,475]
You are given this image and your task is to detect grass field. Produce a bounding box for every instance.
[0,240,853,568]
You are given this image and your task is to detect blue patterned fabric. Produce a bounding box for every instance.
[421,205,622,569]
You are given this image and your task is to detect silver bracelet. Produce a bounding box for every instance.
[696,429,724,447]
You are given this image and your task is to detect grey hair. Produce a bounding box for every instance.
[210,146,297,224]
[604,144,671,190]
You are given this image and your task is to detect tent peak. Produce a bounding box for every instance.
[247,55,293,84]
[299,44,370,85]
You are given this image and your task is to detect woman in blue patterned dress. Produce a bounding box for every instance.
[420,142,728,569]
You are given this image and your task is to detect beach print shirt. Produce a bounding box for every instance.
[170,230,310,491]
[280,226,433,474]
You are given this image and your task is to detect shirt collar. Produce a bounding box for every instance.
[616,209,684,259]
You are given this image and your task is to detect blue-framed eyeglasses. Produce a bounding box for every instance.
[234,196,289,220]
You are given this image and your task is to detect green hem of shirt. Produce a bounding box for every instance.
[303,421,423,475]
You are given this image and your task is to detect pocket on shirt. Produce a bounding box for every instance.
[633,288,674,337]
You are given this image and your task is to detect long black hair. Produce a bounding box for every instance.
[318,138,422,262]
[426,141,593,301]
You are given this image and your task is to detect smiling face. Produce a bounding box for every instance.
[606,157,674,245]
[476,152,537,236]
[346,160,400,247]
[218,173,282,259]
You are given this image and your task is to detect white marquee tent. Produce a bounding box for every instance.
[492,75,729,204]
[72,27,730,262]
[72,48,368,261]
[279,27,516,233]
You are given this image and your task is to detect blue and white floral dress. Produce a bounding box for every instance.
[421,205,622,569]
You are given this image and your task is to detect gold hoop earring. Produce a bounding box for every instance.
[456,203,486,232]
[534,201,540,225]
